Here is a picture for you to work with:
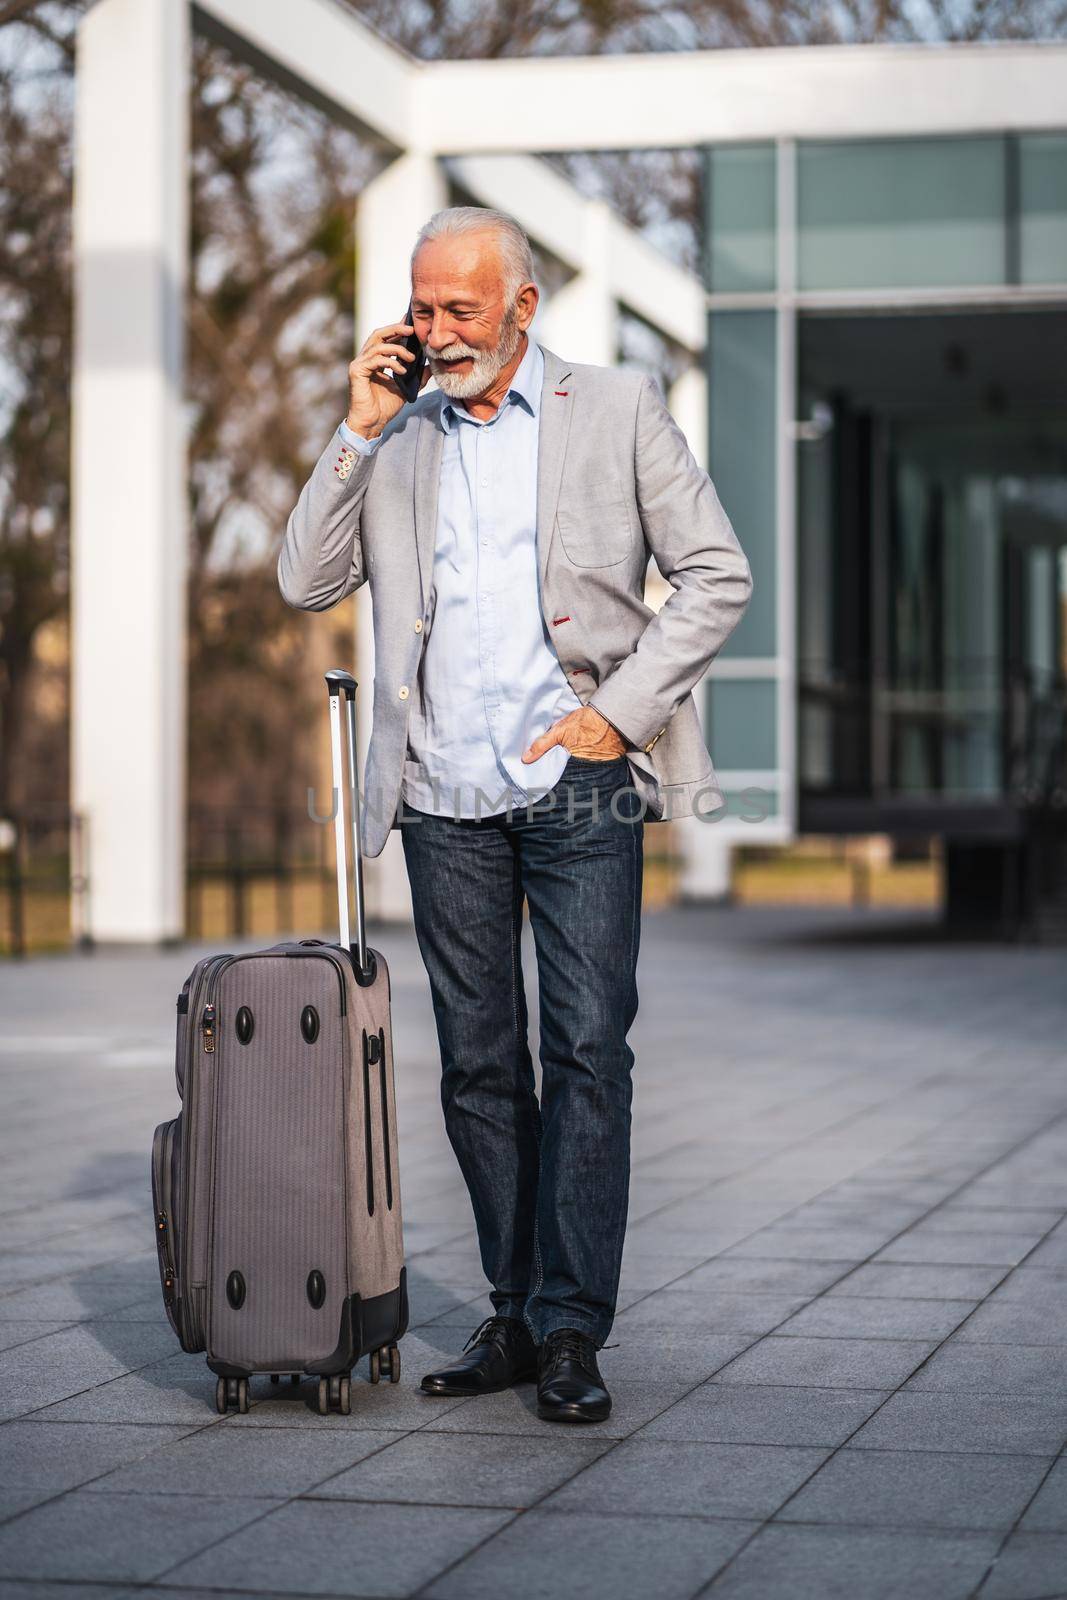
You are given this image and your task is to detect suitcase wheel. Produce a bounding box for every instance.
[216,1376,250,1414]
[318,1374,351,1415]
[369,1349,380,1385]
[384,1344,401,1384]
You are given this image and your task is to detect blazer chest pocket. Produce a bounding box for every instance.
[555,479,632,568]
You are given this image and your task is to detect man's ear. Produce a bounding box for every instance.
[515,281,539,331]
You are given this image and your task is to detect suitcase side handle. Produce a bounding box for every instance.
[325,669,373,984]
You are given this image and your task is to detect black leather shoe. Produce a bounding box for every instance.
[420,1315,538,1397]
[537,1328,611,1423]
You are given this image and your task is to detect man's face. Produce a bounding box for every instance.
[410,232,532,400]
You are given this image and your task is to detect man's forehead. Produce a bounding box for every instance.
[412,233,504,295]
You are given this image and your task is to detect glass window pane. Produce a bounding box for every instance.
[704,143,776,293]
[708,310,776,657]
[798,136,1006,291]
[706,680,777,770]
[1020,133,1067,286]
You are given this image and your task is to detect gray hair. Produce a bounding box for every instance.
[411,206,536,302]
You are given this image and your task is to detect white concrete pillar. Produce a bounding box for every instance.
[678,821,734,901]
[668,360,708,473]
[668,356,725,898]
[71,0,189,942]
[677,664,737,904]
[538,198,615,366]
[355,154,447,921]
[356,153,448,338]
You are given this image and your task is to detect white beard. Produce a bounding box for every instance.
[429,308,522,401]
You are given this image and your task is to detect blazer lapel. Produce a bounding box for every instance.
[413,401,445,609]
[536,346,574,595]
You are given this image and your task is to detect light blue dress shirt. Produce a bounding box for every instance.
[340,339,582,819]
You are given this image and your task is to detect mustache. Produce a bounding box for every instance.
[427,342,479,364]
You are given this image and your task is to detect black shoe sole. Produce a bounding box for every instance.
[536,1399,612,1424]
[420,1372,538,1398]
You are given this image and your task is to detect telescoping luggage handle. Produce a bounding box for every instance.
[324,669,374,985]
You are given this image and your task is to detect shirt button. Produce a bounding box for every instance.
[414,619,423,633]
[480,477,488,487]
[398,685,409,700]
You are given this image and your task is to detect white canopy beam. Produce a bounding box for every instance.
[448,155,704,353]
[194,0,411,148]
[195,4,1067,153]
[418,42,1067,152]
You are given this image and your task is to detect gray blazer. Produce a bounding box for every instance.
[279,345,753,858]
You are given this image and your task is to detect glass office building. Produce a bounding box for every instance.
[703,131,1067,934]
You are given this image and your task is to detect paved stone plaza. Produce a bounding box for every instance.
[0,904,1065,1600]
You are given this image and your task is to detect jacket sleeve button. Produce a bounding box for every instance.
[398,685,409,700]
[414,619,423,633]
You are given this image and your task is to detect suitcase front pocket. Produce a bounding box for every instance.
[151,1117,191,1345]
[207,958,348,1370]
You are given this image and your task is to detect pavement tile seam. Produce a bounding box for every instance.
[0,1266,157,1310]
[422,1503,798,1530]
[967,1447,1067,1598]
[385,1505,525,1600]
[0,1209,146,1256]
[612,1081,979,1248]
[132,1496,308,1591]
[0,1324,78,1356]
[151,1593,417,1600]
[769,1329,965,1345]
[0,1412,237,1532]
[392,1329,795,1593]
[766,1514,1057,1538]
[12,1354,240,1428]
[693,1155,1067,1575]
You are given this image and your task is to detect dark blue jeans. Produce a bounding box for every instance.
[400,754,644,1347]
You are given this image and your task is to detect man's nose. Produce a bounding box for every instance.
[425,312,457,351]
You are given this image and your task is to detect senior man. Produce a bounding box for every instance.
[279,205,751,1423]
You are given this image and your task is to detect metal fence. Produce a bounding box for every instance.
[0,808,90,957]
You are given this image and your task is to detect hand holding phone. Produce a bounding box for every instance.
[388,306,427,404]
[345,307,427,440]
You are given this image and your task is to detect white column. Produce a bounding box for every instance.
[678,820,734,901]
[355,155,447,921]
[668,361,708,472]
[356,153,448,339]
[71,0,189,942]
[668,359,735,900]
[537,198,615,366]
[677,667,736,904]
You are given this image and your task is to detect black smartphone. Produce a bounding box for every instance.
[390,304,426,404]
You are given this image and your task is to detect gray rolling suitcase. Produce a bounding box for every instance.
[151,669,406,1416]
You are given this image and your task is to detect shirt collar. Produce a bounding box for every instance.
[439,339,543,433]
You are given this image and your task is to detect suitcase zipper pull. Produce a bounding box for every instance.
[201,1002,217,1054]
[156,1211,176,1303]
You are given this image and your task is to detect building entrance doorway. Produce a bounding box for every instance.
[797,304,1067,819]
[796,304,1067,934]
